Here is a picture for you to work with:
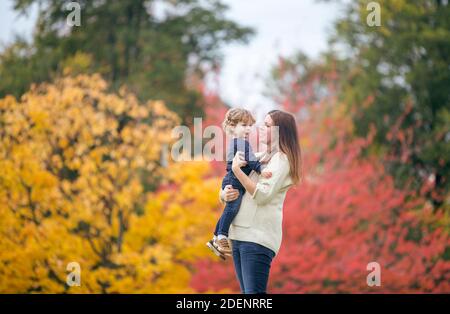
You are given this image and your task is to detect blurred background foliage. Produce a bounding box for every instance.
[0,0,254,123]
[0,0,448,293]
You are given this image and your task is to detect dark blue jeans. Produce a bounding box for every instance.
[231,240,276,294]
[214,188,244,237]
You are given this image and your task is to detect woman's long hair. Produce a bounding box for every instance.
[268,110,302,184]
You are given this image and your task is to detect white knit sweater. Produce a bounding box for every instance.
[227,152,293,256]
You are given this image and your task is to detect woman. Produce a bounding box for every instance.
[219,109,302,294]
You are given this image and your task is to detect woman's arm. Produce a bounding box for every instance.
[233,151,291,206]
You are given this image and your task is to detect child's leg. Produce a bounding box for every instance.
[213,173,230,240]
[217,189,244,238]
[213,218,221,239]
[214,192,244,255]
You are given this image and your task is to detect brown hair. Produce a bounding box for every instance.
[268,110,302,184]
[222,108,256,134]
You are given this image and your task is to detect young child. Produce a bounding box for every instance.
[207,108,271,259]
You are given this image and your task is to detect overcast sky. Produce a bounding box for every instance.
[0,0,343,115]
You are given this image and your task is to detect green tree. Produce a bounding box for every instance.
[330,0,450,209]
[1,0,254,121]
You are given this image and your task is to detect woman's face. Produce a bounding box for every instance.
[260,114,274,146]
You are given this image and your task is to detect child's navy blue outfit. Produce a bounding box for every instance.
[214,138,262,237]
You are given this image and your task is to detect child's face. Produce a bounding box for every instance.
[232,121,252,138]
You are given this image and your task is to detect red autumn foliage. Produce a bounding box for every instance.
[190,61,450,293]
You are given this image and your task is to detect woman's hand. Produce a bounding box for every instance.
[261,171,272,179]
[232,151,247,173]
[221,185,239,202]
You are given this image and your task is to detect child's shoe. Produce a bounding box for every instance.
[206,239,227,260]
[216,238,232,255]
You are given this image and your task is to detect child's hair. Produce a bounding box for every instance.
[222,108,256,134]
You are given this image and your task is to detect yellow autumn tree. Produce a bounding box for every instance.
[0,74,221,293]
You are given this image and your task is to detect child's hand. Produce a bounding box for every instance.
[257,151,271,164]
[254,151,265,160]
[261,171,272,179]
[260,158,269,164]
